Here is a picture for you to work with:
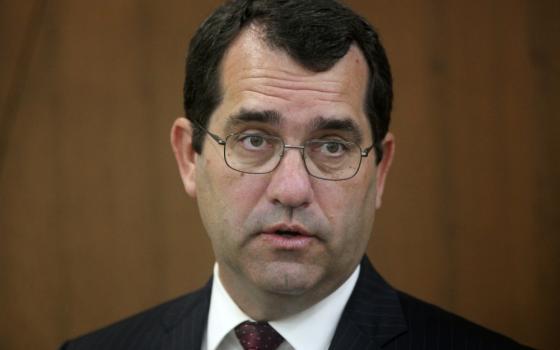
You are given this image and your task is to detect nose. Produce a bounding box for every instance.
[265,147,313,209]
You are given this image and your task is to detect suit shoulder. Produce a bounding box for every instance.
[395,291,534,349]
[61,285,210,350]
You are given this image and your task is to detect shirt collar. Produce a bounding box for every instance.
[205,263,360,350]
[205,263,249,350]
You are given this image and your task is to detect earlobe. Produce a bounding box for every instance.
[374,132,395,209]
[170,117,198,198]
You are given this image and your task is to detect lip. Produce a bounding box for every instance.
[263,223,313,237]
[258,223,316,250]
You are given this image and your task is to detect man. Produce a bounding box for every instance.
[61,0,532,349]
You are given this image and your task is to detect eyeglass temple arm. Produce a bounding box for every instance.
[361,144,375,157]
[192,120,226,145]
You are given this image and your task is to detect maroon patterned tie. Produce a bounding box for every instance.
[234,321,285,350]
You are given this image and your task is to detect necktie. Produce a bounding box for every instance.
[234,321,285,350]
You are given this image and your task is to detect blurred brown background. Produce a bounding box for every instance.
[1,0,558,349]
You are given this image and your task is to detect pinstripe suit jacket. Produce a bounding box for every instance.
[61,257,532,349]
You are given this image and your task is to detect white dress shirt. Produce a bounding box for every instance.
[201,263,360,350]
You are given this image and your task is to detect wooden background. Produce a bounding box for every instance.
[1,0,558,349]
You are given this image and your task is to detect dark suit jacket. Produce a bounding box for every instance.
[61,257,533,349]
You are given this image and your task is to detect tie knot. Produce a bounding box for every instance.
[234,321,285,350]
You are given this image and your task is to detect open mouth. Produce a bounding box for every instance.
[275,230,302,237]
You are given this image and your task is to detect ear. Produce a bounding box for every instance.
[171,117,198,198]
[374,132,395,209]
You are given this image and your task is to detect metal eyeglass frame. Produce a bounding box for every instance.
[193,122,375,181]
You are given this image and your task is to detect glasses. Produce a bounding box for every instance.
[196,124,374,181]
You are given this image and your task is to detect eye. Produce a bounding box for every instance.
[239,134,268,150]
[325,142,342,153]
[319,141,348,156]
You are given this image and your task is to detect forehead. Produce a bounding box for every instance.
[211,27,371,138]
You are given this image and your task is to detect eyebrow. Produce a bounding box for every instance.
[310,116,363,144]
[223,109,364,144]
[224,109,281,132]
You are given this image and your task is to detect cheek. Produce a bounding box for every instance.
[355,176,378,230]
[228,176,267,222]
[317,175,377,236]
[202,169,268,228]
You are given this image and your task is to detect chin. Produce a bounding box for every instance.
[252,260,323,296]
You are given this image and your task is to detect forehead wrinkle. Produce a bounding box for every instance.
[232,75,350,105]
[244,69,345,89]
[240,71,347,95]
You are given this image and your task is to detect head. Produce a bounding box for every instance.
[172,0,395,320]
[183,0,392,163]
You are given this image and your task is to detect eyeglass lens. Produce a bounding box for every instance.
[223,133,361,180]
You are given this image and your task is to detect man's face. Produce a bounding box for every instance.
[172,27,393,314]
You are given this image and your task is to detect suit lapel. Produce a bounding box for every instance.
[329,257,407,349]
[161,278,213,350]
